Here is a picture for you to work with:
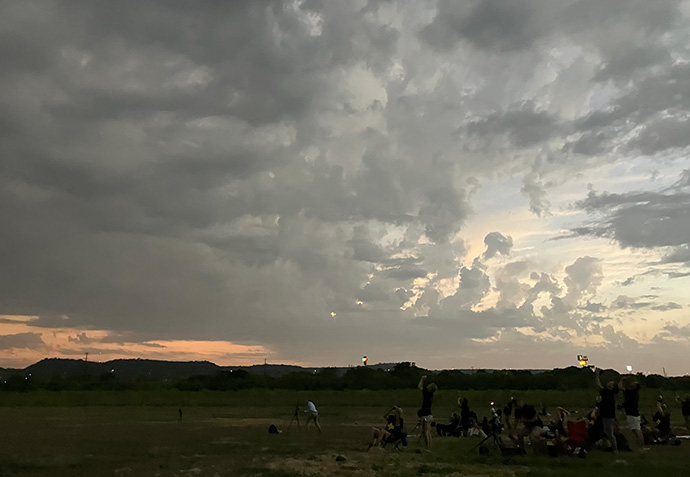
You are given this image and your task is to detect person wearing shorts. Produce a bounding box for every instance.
[305,400,321,433]
[620,376,644,451]
[417,376,437,449]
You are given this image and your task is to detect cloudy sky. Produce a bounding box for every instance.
[2,1,690,375]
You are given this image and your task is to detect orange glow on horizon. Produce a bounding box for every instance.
[0,315,276,368]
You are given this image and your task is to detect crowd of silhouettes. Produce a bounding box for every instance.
[364,369,688,455]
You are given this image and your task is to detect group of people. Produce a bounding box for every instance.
[593,368,683,452]
[367,371,689,454]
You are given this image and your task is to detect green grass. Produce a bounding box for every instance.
[0,390,687,476]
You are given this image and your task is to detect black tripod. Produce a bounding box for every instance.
[288,406,301,430]
[469,414,505,455]
[470,428,504,454]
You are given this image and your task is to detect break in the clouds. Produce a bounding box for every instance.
[1,0,690,374]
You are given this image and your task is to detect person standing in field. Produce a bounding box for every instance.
[417,375,437,449]
[619,376,644,451]
[595,368,619,453]
[676,394,690,432]
[305,400,321,433]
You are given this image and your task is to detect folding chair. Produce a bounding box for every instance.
[566,420,588,452]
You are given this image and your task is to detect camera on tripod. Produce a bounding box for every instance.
[488,402,503,434]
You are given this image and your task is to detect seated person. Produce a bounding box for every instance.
[650,402,673,444]
[368,406,407,450]
[436,411,461,437]
[543,407,571,453]
[584,406,600,449]
[584,404,630,452]
[466,411,487,438]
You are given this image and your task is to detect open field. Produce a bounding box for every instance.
[1,390,688,476]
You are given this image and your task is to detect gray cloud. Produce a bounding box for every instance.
[651,302,683,312]
[570,179,690,274]
[420,0,553,53]
[1,0,690,369]
[610,295,651,311]
[0,333,45,351]
[564,257,603,306]
[482,232,513,260]
[67,332,98,345]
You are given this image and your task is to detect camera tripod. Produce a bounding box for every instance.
[469,429,504,454]
[288,405,301,430]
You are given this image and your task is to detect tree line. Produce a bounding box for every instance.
[2,362,689,392]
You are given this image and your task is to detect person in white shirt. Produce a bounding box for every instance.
[305,400,322,433]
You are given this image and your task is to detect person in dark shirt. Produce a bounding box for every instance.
[676,393,690,432]
[652,400,673,443]
[368,406,407,450]
[435,411,461,437]
[595,368,619,453]
[459,397,471,436]
[417,375,437,449]
[620,376,644,451]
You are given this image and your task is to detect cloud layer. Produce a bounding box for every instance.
[1,1,689,373]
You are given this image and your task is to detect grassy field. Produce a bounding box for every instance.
[0,389,688,476]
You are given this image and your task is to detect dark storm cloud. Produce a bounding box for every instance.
[564,132,608,156]
[592,42,672,82]
[0,333,45,350]
[572,184,690,252]
[568,63,690,159]
[1,0,690,368]
[628,117,690,156]
[465,102,561,150]
[420,0,551,53]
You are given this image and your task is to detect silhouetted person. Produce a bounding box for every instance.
[459,397,471,435]
[652,400,672,443]
[595,368,619,453]
[620,376,644,451]
[514,400,542,450]
[178,408,183,421]
[676,393,690,432]
[417,375,437,449]
[368,406,407,450]
[436,412,461,437]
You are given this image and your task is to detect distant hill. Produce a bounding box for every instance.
[0,358,558,383]
[232,363,312,377]
[20,358,223,381]
[4,358,327,381]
